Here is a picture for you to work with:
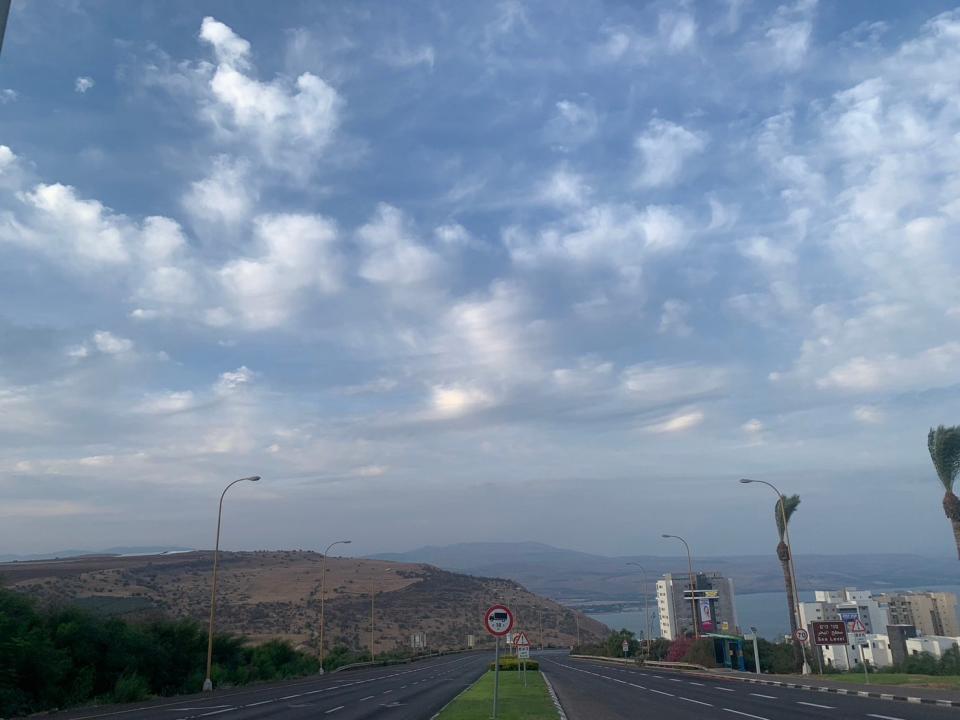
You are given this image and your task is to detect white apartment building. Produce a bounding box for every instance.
[823,634,893,670]
[799,588,888,635]
[906,635,960,659]
[657,572,738,640]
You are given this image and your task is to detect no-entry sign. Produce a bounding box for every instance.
[484,604,515,637]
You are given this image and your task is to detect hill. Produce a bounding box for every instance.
[371,542,960,601]
[0,550,607,653]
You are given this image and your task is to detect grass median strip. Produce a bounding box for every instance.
[435,670,558,719]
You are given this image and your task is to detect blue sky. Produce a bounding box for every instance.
[2,0,960,559]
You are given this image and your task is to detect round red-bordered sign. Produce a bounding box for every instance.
[794,628,809,643]
[484,604,514,637]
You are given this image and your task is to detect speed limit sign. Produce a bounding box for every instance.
[794,628,809,642]
[484,604,514,637]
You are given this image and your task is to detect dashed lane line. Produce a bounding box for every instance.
[679,696,713,707]
[723,709,770,720]
[797,701,835,709]
[714,687,736,692]
[359,695,375,701]
[324,706,344,714]
[688,681,705,686]
[750,693,777,699]
[867,715,906,720]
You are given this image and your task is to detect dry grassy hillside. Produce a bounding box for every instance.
[0,550,607,655]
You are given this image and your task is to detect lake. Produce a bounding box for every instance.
[587,585,960,640]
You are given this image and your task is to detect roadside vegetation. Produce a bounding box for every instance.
[436,669,556,720]
[0,587,319,718]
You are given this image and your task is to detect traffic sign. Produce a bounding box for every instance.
[518,646,530,659]
[622,639,629,654]
[484,604,515,637]
[850,618,867,637]
[812,621,848,646]
[514,631,530,647]
[794,628,809,643]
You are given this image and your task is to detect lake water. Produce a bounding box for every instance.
[587,585,960,640]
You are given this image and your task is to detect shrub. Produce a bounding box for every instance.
[488,657,539,671]
[111,674,150,704]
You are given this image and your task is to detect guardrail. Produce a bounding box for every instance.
[568,654,709,671]
[329,647,484,673]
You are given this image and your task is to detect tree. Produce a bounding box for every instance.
[775,493,803,671]
[928,426,960,559]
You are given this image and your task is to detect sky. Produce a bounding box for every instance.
[1,0,960,560]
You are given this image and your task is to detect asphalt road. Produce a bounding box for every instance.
[540,655,960,720]
[26,653,488,720]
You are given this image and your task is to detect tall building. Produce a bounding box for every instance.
[876,592,960,637]
[657,572,738,640]
[799,588,887,635]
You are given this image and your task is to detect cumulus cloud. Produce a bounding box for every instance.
[182,156,257,231]
[356,204,442,287]
[634,119,707,188]
[195,17,343,176]
[74,76,95,93]
[427,384,496,419]
[658,299,692,337]
[644,408,705,433]
[816,343,960,394]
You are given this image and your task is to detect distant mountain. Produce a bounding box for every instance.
[370,542,959,601]
[0,546,192,562]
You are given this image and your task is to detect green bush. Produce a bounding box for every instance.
[0,587,319,718]
[111,674,150,704]
[488,657,539,671]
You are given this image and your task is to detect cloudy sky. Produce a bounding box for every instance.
[2,0,960,560]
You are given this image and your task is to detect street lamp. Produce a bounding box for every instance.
[626,562,652,659]
[661,534,699,639]
[739,478,810,675]
[319,539,352,668]
[203,475,260,692]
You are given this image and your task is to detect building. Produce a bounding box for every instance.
[887,624,918,667]
[657,572,738,640]
[799,588,888,635]
[876,592,960,637]
[906,635,960,659]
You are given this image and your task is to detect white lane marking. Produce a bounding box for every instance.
[198,710,235,718]
[244,700,272,707]
[279,694,302,700]
[688,681,705,686]
[797,701,835,709]
[724,709,770,720]
[670,678,683,682]
[679,696,713,706]
[714,686,735,692]
[867,715,906,720]
[750,693,777,699]
[383,689,393,694]
[324,706,344,714]
[649,689,674,697]
[628,683,646,690]
[360,695,375,701]
[164,708,232,712]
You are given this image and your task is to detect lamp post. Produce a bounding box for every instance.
[203,475,260,692]
[661,534,698,639]
[538,608,544,650]
[739,478,810,675]
[319,539,352,668]
[626,562,651,659]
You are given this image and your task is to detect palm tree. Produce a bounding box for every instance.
[928,426,960,559]
[775,494,802,668]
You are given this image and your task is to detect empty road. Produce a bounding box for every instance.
[26,653,487,720]
[540,655,960,720]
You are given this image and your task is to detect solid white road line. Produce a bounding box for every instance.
[649,689,674,697]
[724,709,771,720]
[797,701,835,709]
[243,700,271,708]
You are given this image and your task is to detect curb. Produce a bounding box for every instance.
[428,671,486,720]
[570,657,960,708]
[541,672,569,720]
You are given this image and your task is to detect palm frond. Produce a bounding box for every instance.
[928,426,960,493]
[775,494,801,540]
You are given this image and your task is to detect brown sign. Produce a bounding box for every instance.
[812,621,848,646]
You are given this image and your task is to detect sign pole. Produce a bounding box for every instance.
[751,634,760,675]
[493,636,500,719]
[860,644,869,684]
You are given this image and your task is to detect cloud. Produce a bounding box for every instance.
[537,168,591,207]
[544,99,599,147]
[92,331,134,355]
[658,10,698,53]
[634,119,707,188]
[658,299,692,337]
[427,384,496,419]
[0,89,17,103]
[644,408,705,433]
[853,406,883,424]
[379,44,435,69]
[356,204,442,287]
[195,17,343,176]
[621,363,727,407]
[182,156,257,231]
[217,212,340,329]
[816,342,960,393]
[138,391,197,414]
[74,76,95,93]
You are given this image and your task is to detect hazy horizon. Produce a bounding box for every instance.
[3,2,960,559]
